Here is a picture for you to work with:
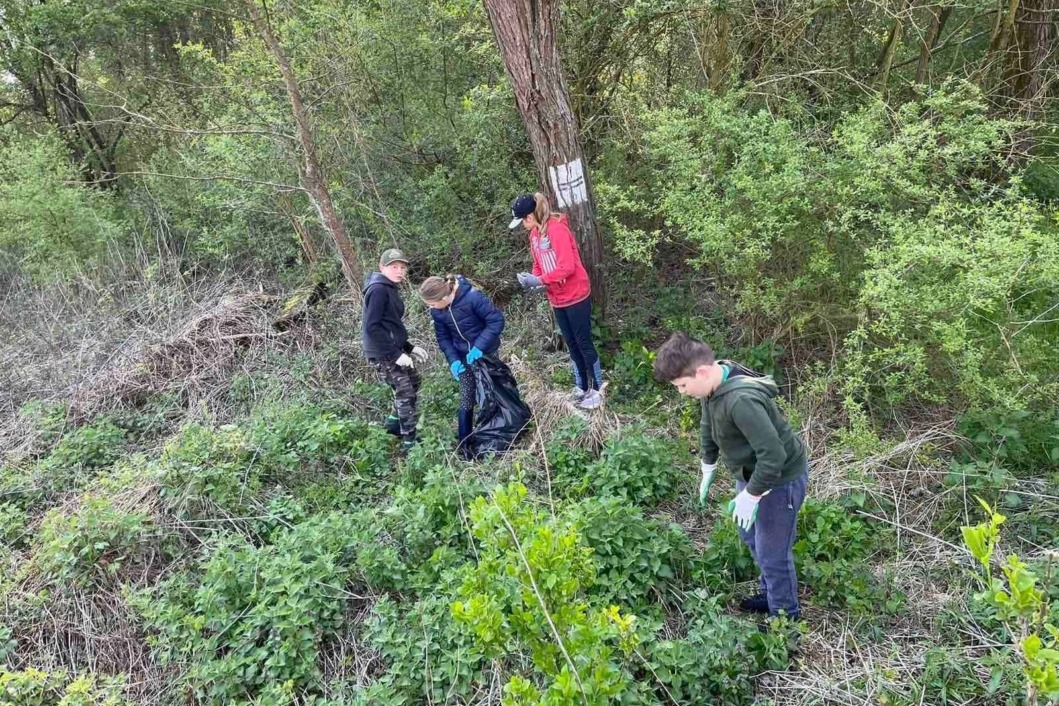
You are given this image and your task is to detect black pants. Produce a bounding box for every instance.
[369,359,421,436]
[554,297,601,392]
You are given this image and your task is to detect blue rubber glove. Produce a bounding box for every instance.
[466,347,483,365]
[450,360,466,380]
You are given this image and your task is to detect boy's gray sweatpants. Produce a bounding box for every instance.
[735,467,808,617]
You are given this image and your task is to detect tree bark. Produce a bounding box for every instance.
[1008,0,1054,155]
[482,0,607,316]
[876,0,914,93]
[243,0,362,296]
[914,3,953,84]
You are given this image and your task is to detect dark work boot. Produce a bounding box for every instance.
[399,433,418,455]
[739,592,770,614]
[383,414,401,437]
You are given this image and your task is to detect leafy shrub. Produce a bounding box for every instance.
[958,407,1059,477]
[544,417,595,490]
[0,132,128,280]
[452,483,641,704]
[133,513,365,702]
[963,500,1059,704]
[17,399,69,449]
[576,428,684,506]
[363,594,485,705]
[0,502,28,549]
[600,82,1059,414]
[794,498,901,612]
[642,595,790,705]
[693,516,758,592]
[384,475,484,572]
[251,403,390,478]
[159,423,257,520]
[567,496,694,609]
[0,668,130,705]
[606,340,660,403]
[32,496,155,585]
[41,420,125,476]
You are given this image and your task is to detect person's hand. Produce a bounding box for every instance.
[698,461,717,505]
[727,489,768,530]
[466,347,484,365]
[411,346,429,364]
[517,272,543,290]
[395,353,414,368]
[450,360,466,380]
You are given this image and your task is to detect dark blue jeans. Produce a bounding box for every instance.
[735,468,808,618]
[554,297,601,392]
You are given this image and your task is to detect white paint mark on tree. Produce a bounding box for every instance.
[549,158,587,208]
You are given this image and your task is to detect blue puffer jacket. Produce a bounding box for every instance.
[430,276,505,364]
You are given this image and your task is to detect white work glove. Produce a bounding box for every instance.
[411,346,429,364]
[395,353,414,368]
[699,462,717,505]
[727,489,769,531]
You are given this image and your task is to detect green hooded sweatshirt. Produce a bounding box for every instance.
[700,365,806,496]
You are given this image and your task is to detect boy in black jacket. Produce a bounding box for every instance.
[362,248,427,451]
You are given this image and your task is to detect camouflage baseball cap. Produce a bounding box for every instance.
[380,248,409,266]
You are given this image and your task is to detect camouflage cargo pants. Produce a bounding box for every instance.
[369,358,422,436]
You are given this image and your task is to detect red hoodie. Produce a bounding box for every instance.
[529,214,592,309]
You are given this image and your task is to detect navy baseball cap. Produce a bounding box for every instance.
[508,194,536,229]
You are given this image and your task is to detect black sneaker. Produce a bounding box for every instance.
[739,592,770,614]
[383,415,401,437]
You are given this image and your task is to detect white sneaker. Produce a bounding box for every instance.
[569,387,587,402]
[579,389,604,410]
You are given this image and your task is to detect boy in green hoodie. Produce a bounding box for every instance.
[654,332,808,620]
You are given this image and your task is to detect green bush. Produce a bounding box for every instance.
[363,594,485,705]
[567,497,694,609]
[600,82,1059,415]
[32,495,155,585]
[159,423,258,520]
[0,132,128,281]
[693,516,758,592]
[958,407,1059,477]
[452,483,641,704]
[0,668,130,705]
[132,513,365,702]
[41,420,126,476]
[794,498,901,612]
[251,403,391,478]
[575,428,684,506]
[544,417,595,489]
[0,502,28,549]
[642,596,790,705]
[606,341,661,403]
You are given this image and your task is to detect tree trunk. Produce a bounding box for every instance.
[243,0,362,296]
[978,0,1023,88]
[1008,0,1054,156]
[875,0,913,94]
[914,3,953,84]
[482,0,607,316]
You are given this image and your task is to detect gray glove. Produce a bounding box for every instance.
[517,272,544,290]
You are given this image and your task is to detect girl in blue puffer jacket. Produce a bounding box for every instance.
[419,275,505,459]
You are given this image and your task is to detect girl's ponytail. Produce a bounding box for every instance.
[419,275,458,302]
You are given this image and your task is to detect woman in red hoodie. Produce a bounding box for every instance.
[509,192,603,410]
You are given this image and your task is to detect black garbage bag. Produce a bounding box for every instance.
[469,355,532,456]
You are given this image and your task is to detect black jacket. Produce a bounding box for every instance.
[362,272,413,361]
